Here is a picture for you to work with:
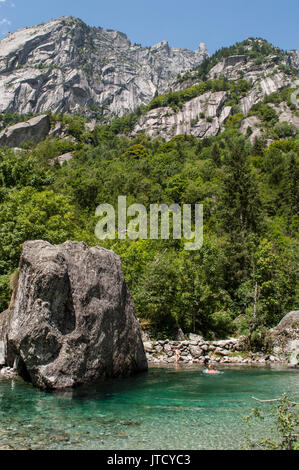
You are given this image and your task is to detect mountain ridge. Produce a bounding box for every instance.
[0,16,209,117]
[0,18,298,143]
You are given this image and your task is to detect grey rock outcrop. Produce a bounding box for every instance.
[269,311,299,367]
[269,102,299,129]
[133,51,298,141]
[287,50,299,73]
[0,240,147,389]
[240,116,263,143]
[0,114,50,147]
[57,152,73,166]
[133,91,231,140]
[239,73,292,115]
[0,339,5,366]
[0,17,208,117]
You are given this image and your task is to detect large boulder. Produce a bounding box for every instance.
[268,311,299,367]
[0,241,147,389]
[0,115,50,148]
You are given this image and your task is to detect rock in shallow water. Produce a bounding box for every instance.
[0,240,147,389]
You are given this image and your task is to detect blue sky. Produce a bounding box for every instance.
[0,0,298,54]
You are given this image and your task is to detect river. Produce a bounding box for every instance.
[0,365,298,450]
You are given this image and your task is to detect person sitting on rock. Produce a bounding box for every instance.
[175,348,180,363]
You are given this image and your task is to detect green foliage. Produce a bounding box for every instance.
[264,87,298,111]
[225,113,245,129]
[64,115,87,142]
[270,122,297,139]
[218,136,262,236]
[0,112,33,130]
[249,103,279,124]
[146,79,252,112]
[0,108,297,340]
[244,395,299,450]
[0,148,53,189]
[121,144,148,159]
[0,274,11,313]
[210,311,236,338]
[0,186,87,276]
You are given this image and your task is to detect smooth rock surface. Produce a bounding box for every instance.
[271,310,299,333]
[240,116,263,143]
[133,91,230,140]
[0,240,147,389]
[56,152,73,166]
[0,115,50,147]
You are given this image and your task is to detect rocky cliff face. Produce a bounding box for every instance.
[0,17,208,117]
[287,50,299,72]
[0,240,148,389]
[133,43,298,141]
[133,91,231,139]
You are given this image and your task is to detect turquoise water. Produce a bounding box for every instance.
[0,365,298,450]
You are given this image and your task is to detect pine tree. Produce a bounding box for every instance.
[218,137,263,296]
[281,152,299,230]
[219,137,262,237]
[211,142,221,166]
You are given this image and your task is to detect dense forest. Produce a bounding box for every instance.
[0,109,298,347]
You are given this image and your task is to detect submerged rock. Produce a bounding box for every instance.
[0,240,147,389]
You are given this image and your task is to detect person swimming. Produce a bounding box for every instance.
[206,363,219,374]
[203,358,219,374]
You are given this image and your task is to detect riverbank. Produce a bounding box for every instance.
[0,334,294,382]
[143,335,289,366]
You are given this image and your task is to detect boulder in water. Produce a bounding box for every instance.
[0,240,147,389]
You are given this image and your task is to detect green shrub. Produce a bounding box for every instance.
[210,311,236,338]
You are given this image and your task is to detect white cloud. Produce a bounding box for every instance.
[0,1,16,6]
[0,18,11,25]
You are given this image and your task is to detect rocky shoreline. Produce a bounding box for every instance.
[0,335,295,381]
[143,334,287,366]
[143,311,299,367]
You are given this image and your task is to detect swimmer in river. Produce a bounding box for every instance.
[206,363,219,374]
[203,358,219,374]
